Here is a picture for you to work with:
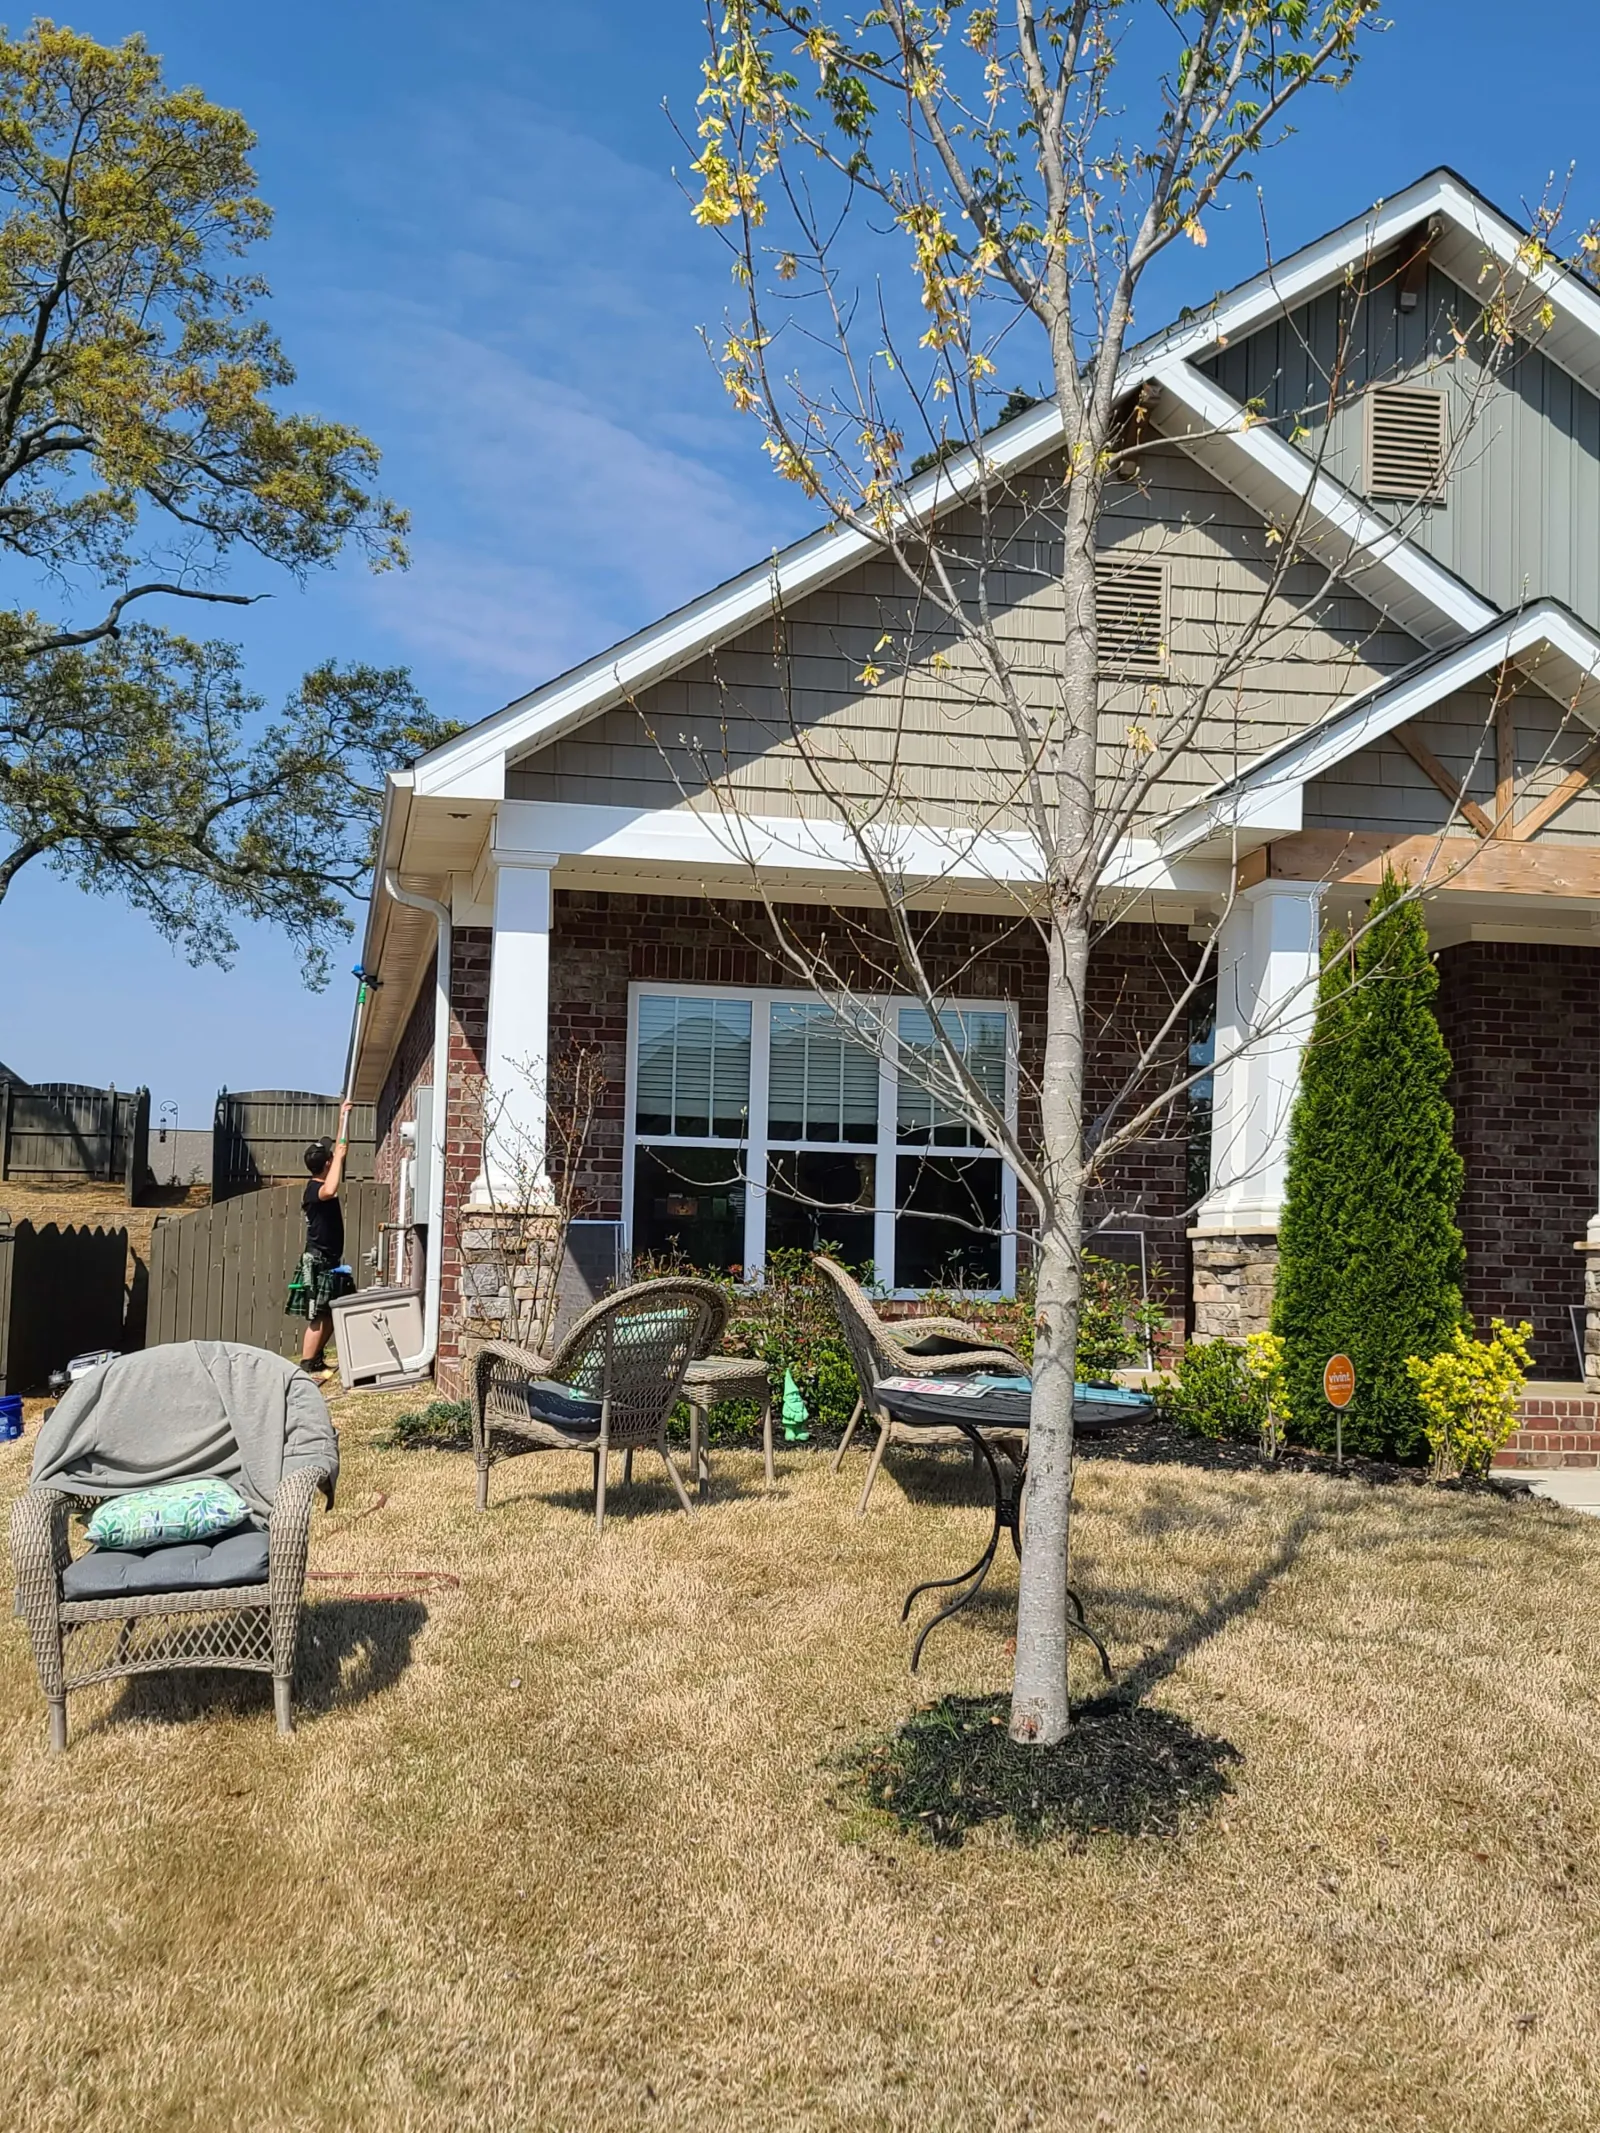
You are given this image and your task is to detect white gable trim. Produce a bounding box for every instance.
[1160,599,1600,854]
[412,164,1591,803]
[1134,168,1600,404]
[1148,359,1495,647]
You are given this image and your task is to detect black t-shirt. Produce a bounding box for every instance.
[302,1176,344,1262]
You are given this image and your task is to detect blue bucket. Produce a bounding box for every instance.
[0,1394,22,1441]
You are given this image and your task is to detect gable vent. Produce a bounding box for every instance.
[1366,386,1447,501]
[1095,558,1167,677]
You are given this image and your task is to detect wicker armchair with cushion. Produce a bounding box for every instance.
[472,1277,729,1532]
[9,1342,339,1751]
[813,1255,1027,1514]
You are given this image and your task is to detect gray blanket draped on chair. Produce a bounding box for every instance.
[29,1342,339,1519]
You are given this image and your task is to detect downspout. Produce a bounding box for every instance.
[381,871,452,1377]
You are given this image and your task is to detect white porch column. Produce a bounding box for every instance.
[1199,878,1323,1226]
[471,852,557,1209]
[1191,878,1321,1336]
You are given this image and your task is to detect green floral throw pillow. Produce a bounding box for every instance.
[85,1478,251,1551]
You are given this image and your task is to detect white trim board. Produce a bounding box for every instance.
[491,795,1225,902]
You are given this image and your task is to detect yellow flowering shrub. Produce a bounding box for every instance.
[1404,1320,1533,1480]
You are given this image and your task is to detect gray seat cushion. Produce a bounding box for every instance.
[61,1527,271,1601]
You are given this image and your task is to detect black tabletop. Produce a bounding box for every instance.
[875,1381,1030,1430]
[873,1378,1155,1435]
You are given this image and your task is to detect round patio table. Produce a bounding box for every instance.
[873,1378,1152,1673]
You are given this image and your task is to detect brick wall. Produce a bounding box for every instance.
[400,893,1198,1386]
[374,956,437,1285]
[1436,940,1600,1376]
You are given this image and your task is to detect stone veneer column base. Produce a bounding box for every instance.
[1189,1230,1280,1341]
[1579,1242,1600,1392]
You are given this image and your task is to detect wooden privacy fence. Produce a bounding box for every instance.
[212,1090,376,1201]
[147,1181,391,1359]
[0,1082,150,1200]
[0,1213,131,1394]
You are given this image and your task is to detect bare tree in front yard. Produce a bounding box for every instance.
[677,3,1584,1745]
[461,1046,608,1361]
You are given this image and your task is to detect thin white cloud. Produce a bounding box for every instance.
[294,97,803,705]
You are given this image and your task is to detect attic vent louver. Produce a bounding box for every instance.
[1095,557,1167,677]
[1366,386,1447,501]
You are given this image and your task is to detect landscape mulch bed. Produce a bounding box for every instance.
[1076,1413,1514,1492]
[852,1689,1241,1848]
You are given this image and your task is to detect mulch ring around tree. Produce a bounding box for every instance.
[850,1691,1241,1848]
[1078,1414,1521,1494]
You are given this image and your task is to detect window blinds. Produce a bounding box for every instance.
[634,995,751,1137]
[896,1008,1008,1145]
[767,1004,879,1143]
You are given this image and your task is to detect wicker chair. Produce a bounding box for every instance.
[472,1277,729,1532]
[10,1383,337,1755]
[813,1254,1027,1514]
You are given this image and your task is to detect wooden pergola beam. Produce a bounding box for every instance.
[1510,736,1600,843]
[1250,831,1600,898]
[1393,725,1495,838]
[1494,693,1517,837]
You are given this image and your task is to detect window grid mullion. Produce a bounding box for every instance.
[744,998,770,1281]
[874,1009,897,1289]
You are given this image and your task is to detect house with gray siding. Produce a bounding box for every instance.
[349,168,1600,1438]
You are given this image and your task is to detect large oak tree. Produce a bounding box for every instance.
[0,22,448,981]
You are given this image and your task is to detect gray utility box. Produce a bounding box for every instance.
[329,1285,427,1392]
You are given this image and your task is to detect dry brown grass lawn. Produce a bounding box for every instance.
[3,1399,1599,2131]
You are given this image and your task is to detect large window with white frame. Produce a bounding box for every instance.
[626,984,1018,1295]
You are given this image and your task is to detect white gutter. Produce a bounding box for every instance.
[382,871,452,1377]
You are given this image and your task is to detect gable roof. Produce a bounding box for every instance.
[1133,167,1600,403]
[1160,597,1600,854]
[411,167,1600,803]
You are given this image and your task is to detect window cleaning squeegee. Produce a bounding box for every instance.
[340,963,383,1110]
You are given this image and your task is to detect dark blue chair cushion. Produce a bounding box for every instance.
[61,1528,271,1601]
[519,1378,605,1433]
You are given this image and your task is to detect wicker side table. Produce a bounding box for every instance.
[681,1357,776,1495]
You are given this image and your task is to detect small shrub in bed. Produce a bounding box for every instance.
[381,1398,472,1449]
[1156,1337,1267,1446]
[925,1255,1166,1383]
[1406,1318,1532,1480]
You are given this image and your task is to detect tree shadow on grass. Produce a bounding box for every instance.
[88,1599,429,1735]
[855,1508,1321,1848]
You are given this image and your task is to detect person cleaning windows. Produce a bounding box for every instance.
[285,1100,356,1381]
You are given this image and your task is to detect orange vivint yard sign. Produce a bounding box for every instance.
[1323,1354,1356,1409]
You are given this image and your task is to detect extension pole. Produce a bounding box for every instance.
[340,964,382,1110]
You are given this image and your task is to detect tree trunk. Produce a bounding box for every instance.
[1008,906,1090,1744]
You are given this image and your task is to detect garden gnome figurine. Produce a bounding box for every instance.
[781,1369,811,1442]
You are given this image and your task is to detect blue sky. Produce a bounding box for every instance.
[5,1,1600,1120]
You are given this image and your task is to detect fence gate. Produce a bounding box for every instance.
[0,1082,150,1199]
[146,1181,391,1359]
[0,1214,130,1394]
[212,1091,376,1201]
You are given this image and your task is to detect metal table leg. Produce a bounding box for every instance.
[901,1424,1111,1679]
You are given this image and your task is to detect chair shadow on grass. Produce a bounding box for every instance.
[88,1598,429,1736]
[492,1451,776,1521]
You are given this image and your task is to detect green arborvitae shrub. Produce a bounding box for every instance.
[1271,872,1464,1459]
